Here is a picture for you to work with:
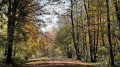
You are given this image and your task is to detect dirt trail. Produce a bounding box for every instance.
[23,58,94,67]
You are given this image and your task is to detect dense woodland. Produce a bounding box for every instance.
[0,0,120,67]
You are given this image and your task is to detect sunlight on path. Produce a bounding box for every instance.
[24,58,94,67]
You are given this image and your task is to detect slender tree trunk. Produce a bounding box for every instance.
[106,0,115,66]
[94,3,100,62]
[82,21,86,61]
[101,19,105,46]
[71,0,81,60]
[83,0,94,62]
[95,15,100,62]
[114,0,120,30]
[85,32,88,62]
[82,17,86,61]
[80,5,88,61]
[101,27,105,46]
[76,0,80,47]
[76,1,81,60]
[93,24,96,62]
[6,0,13,63]
[6,16,15,63]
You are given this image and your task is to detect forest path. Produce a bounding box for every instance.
[23,58,95,67]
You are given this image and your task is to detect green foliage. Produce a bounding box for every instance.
[115,53,120,65]
[12,57,27,64]
[54,24,74,57]
[97,46,109,62]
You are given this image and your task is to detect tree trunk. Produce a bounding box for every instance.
[83,0,94,62]
[94,15,100,62]
[106,0,115,66]
[6,17,15,63]
[93,25,96,62]
[6,0,13,63]
[85,32,88,62]
[6,0,19,63]
[71,0,81,60]
[114,0,120,30]
[101,19,105,46]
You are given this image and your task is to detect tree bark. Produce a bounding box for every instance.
[71,0,81,60]
[83,0,94,62]
[6,0,13,63]
[6,17,15,63]
[93,24,96,62]
[106,0,115,66]
[6,0,19,63]
[114,0,120,30]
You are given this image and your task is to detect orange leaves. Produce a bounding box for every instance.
[19,21,41,54]
[25,23,39,42]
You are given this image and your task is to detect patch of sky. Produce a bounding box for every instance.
[36,0,70,32]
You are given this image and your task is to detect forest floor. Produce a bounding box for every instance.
[22,58,95,67]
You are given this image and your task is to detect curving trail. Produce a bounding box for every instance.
[23,58,94,67]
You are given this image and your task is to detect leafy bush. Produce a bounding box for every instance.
[12,57,27,64]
